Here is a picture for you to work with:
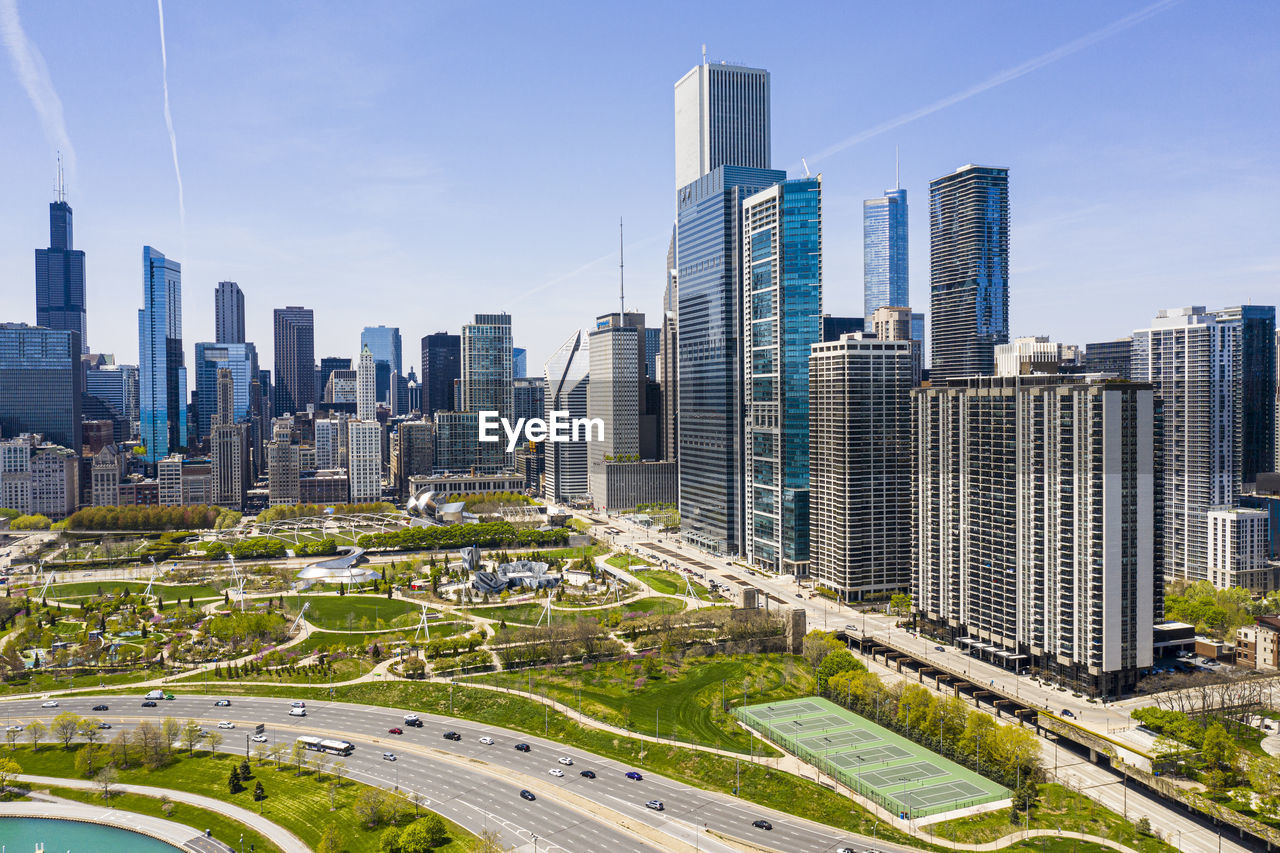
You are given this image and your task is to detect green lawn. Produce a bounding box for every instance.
[473,654,810,753]
[930,783,1178,853]
[46,785,282,853]
[605,553,652,570]
[631,568,711,599]
[291,624,471,656]
[469,596,685,626]
[0,666,174,696]
[168,656,374,685]
[284,594,427,630]
[45,581,227,601]
[9,744,478,853]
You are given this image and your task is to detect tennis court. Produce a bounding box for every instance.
[736,696,1008,818]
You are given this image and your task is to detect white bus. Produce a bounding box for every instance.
[296,735,354,756]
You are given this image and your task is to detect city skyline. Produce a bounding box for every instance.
[2,2,1278,373]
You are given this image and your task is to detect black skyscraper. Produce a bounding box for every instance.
[421,332,461,414]
[35,193,88,354]
[273,307,315,416]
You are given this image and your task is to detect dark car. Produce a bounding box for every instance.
[141,700,157,707]
[752,820,773,830]
[514,743,531,752]
[92,704,108,711]
[406,719,423,727]
[520,789,536,801]
[214,699,231,707]
[1061,709,1075,718]
[625,771,643,781]
[442,731,461,741]
[579,770,596,779]
[389,727,403,735]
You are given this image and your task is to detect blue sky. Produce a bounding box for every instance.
[1,1,1277,374]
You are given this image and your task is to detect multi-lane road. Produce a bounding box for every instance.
[5,693,910,853]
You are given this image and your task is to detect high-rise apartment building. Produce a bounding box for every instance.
[741,177,822,576]
[357,345,377,422]
[1207,507,1275,592]
[35,196,88,353]
[913,375,1156,696]
[421,332,461,415]
[544,329,590,501]
[863,188,908,319]
[0,324,83,452]
[809,334,913,601]
[461,313,513,472]
[869,306,923,385]
[194,342,258,441]
[928,165,1009,380]
[1217,306,1277,486]
[273,307,315,416]
[673,60,771,189]
[994,336,1081,377]
[433,412,479,474]
[138,246,186,462]
[214,281,245,344]
[318,357,351,402]
[267,418,300,506]
[677,165,785,555]
[210,367,249,510]
[347,420,382,503]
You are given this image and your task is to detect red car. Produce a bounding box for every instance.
[388,727,403,735]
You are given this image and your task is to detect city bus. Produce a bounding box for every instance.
[296,735,354,756]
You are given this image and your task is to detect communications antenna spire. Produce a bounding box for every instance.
[56,152,65,202]
[619,217,625,319]
[701,44,707,65]
[895,146,900,191]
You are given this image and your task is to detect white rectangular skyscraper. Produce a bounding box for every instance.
[674,59,771,189]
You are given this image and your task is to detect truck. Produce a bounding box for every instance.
[144,689,176,701]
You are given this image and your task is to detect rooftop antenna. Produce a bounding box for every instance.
[701,44,707,65]
[895,146,900,191]
[801,157,811,179]
[619,216,625,319]
[55,152,65,202]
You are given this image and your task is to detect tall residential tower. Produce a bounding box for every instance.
[138,247,186,462]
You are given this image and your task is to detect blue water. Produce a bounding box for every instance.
[0,816,181,851]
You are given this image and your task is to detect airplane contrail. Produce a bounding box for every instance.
[804,0,1180,167]
[157,0,185,236]
[0,0,77,186]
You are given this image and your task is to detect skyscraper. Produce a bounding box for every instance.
[347,420,382,503]
[809,334,913,601]
[741,176,822,576]
[0,323,82,451]
[677,164,785,555]
[863,188,908,319]
[194,342,258,441]
[357,345,376,422]
[421,332,461,415]
[928,165,1009,380]
[273,307,315,416]
[319,357,352,401]
[513,376,546,424]
[138,246,186,462]
[461,313,514,472]
[513,347,528,380]
[35,192,88,354]
[211,367,249,509]
[658,226,679,461]
[588,313,641,506]
[673,59,771,189]
[361,325,401,403]
[214,281,245,344]
[544,329,590,501]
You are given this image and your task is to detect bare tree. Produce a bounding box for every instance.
[95,764,119,800]
[180,720,202,756]
[51,712,81,748]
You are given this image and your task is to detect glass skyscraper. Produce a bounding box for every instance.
[742,176,822,576]
[421,332,460,415]
[512,347,527,379]
[0,323,82,451]
[360,325,402,403]
[35,199,88,354]
[273,306,315,416]
[929,165,1009,379]
[138,246,186,462]
[676,164,786,555]
[862,188,908,319]
[544,329,590,501]
[214,281,245,344]
[194,342,259,441]
[461,313,513,472]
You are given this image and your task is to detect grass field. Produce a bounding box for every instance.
[469,596,685,626]
[0,666,173,696]
[168,655,374,685]
[473,654,811,753]
[284,594,427,630]
[46,785,281,853]
[631,568,711,599]
[45,581,227,601]
[605,553,652,570]
[290,623,472,655]
[10,744,478,853]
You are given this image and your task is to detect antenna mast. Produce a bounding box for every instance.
[619,216,625,319]
[56,152,65,202]
[895,146,900,191]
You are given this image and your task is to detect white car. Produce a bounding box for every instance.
[291,701,306,708]
[217,721,235,729]
[382,752,397,761]
[479,736,494,745]
[41,700,58,708]
[558,756,573,766]
[6,725,23,733]
[251,734,268,743]
[404,713,419,723]
[549,768,564,777]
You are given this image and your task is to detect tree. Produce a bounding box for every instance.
[399,815,447,852]
[203,728,223,758]
[889,593,913,620]
[355,787,389,826]
[317,824,343,853]
[51,712,81,748]
[229,765,244,794]
[1201,722,1238,771]
[78,718,104,747]
[4,726,19,751]
[379,826,403,853]
[25,720,47,751]
[95,764,119,800]
[162,718,182,755]
[816,649,863,693]
[291,740,308,775]
[801,630,844,670]
[181,720,202,756]
[0,755,21,791]
[74,742,99,777]
[239,757,252,780]
[253,780,266,801]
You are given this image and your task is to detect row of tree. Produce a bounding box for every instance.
[357,520,569,552]
[67,505,239,531]
[255,502,395,524]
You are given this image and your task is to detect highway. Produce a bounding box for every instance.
[5,693,912,853]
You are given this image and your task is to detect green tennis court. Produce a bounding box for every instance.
[736,696,1008,818]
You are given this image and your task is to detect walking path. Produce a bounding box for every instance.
[13,773,310,853]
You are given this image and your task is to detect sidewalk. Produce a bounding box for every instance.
[15,773,311,853]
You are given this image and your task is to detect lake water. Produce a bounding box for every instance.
[0,816,181,852]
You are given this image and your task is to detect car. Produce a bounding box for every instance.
[1061,709,1075,718]
[579,770,596,779]
[92,705,109,712]
[646,800,664,811]
[251,734,268,743]
[479,736,495,745]
[625,771,643,781]
[291,701,305,708]
[4,725,22,733]
[442,731,461,741]
[558,756,574,766]
[382,752,397,761]
[41,700,58,708]
[520,789,536,801]
[388,727,403,735]
[934,645,946,652]
[751,820,773,830]
[549,768,564,777]
[837,848,857,853]
[217,721,235,729]
[514,743,531,752]
[214,699,231,707]
[404,713,419,723]
[97,722,112,730]
[142,700,158,707]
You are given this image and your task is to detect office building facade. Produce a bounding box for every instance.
[421,332,461,415]
[35,198,88,353]
[544,329,590,501]
[214,281,245,344]
[863,188,908,319]
[461,313,514,472]
[0,324,82,452]
[194,342,258,441]
[674,60,771,189]
[347,420,383,503]
[273,306,315,416]
[588,314,641,508]
[361,325,401,402]
[928,165,1009,380]
[357,345,377,422]
[138,247,186,462]
[1084,338,1133,380]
